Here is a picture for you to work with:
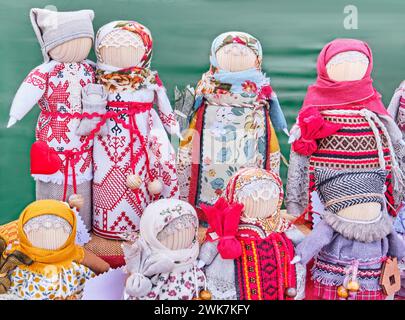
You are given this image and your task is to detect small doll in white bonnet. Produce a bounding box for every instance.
[198,168,304,300]
[7,8,108,229]
[122,199,207,300]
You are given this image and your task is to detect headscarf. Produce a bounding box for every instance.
[301,38,388,115]
[225,167,290,237]
[139,199,199,269]
[95,21,161,92]
[292,38,389,156]
[124,199,199,298]
[195,31,287,132]
[9,200,84,275]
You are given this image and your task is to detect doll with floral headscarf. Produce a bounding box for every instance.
[7,8,102,229]
[4,200,109,300]
[122,199,206,300]
[176,32,287,219]
[286,38,405,226]
[90,21,181,240]
[198,168,302,300]
[292,168,405,300]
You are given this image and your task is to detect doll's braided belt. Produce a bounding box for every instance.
[40,101,154,202]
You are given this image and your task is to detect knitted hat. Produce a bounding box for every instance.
[30,8,95,62]
[315,168,387,214]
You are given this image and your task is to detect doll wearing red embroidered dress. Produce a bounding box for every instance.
[8,9,97,229]
[286,39,405,227]
[91,21,181,240]
[198,168,302,300]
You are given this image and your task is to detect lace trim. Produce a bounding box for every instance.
[23,215,72,234]
[326,51,369,67]
[157,215,197,241]
[235,180,280,201]
[207,278,237,300]
[99,29,143,49]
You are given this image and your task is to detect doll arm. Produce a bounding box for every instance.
[155,85,182,139]
[269,90,288,135]
[387,80,405,120]
[294,220,335,265]
[81,248,110,275]
[8,63,53,128]
[285,150,310,217]
[198,241,219,268]
[387,230,405,261]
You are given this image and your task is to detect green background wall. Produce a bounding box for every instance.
[1,0,405,224]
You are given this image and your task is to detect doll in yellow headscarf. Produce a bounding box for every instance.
[6,200,109,300]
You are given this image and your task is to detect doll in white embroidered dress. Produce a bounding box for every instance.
[91,21,181,239]
[7,9,100,229]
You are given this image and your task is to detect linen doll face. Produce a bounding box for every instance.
[99,30,146,69]
[237,180,280,219]
[216,43,258,72]
[157,215,197,250]
[326,51,369,82]
[23,214,72,250]
[48,37,92,63]
[337,202,382,222]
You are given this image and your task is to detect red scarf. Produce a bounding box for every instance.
[293,39,389,156]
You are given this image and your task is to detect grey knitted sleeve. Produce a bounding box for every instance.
[285,150,310,217]
[387,230,405,260]
[295,220,335,265]
[199,241,219,266]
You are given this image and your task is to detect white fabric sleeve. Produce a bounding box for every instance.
[155,86,182,139]
[9,63,53,121]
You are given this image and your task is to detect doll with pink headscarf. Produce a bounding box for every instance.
[286,38,405,226]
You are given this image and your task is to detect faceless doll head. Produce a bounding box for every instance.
[96,21,153,70]
[326,50,369,81]
[225,168,285,230]
[30,8,94,63]
[315,168,387,222]
[140,199,199,251]
[18,200,77,252]
[210,31,262,72]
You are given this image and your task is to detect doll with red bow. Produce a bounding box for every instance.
[198,168,304,300]
[286,39,405,226]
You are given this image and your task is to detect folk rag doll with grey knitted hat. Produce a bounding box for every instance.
[198,168,304,300]
[292,168,405,300]
[7,8,103,229]
[121,199,206,300]
[286,38,405,227]
[175,32,287,220]
[91,21,181,240]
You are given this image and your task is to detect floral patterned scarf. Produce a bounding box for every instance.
[95,20,161,92]
[195,31,271,100]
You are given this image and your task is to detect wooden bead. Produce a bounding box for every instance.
[126,174,142,190]
[199,290,212,300]
[148,179,163,195]
[347,280,360,292]
[337,285,348,299]
[285,287,297,298]
[68,194,84,210]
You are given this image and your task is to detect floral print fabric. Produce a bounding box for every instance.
[8,262,94,300]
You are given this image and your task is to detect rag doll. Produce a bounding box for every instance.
[122,199,206,300]
[286,38,405,226]
[5,200,110,300]
[7,8,100,229]
[388,80,405,139]
[293,168,405,300]
[91,21,181,240]
[198,168,301,300]
[176,32,287,220]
